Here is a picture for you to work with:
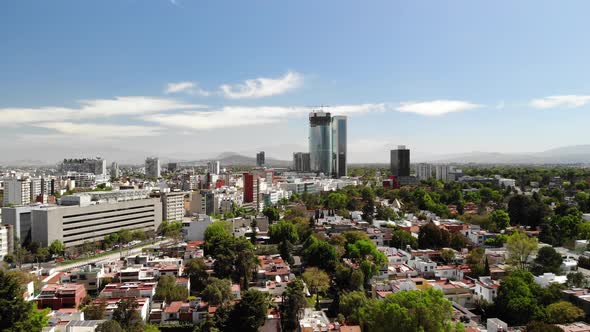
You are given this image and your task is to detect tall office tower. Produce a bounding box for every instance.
[111,162,120,178]
[390,145,411,177]
[59,158,107,176]
[293,152,311,172]
[3,178,31,206]
[207,161,221,175]
[145,157,161,178]
[243,173,255,203]
[331,116,347,178]
[416,163,434,181]
[168,162,178,173]
[256,151,265,167]
[309,111,333,175]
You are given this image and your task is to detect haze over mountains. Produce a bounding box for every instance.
[3,145,590,167]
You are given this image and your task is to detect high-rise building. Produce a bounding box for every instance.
[436,165,456,183]
[293,152,311,172]
[243,173,255,203]
[154,191,185,221]
[60,158,107,176]
[331,116,347,178]
[111,162,120,178]
[256,151,265,167]
[145,157,161,178]
[309,112,333,175]
[390,145,410,177]
[168,162,178,173]
[3,177,31,206]
[207,161,220,175]
[416,163,434,181]
[30,178,42,202]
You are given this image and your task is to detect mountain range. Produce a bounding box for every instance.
[2,145,590,167]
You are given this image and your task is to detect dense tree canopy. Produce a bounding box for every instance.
[339,289,461,332]
[0,270,49,332]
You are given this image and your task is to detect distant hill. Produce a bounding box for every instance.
[428,145,590,164]
[181,152,292,167]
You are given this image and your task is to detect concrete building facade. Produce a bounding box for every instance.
[31,198,162,247]
[3,177,31,206]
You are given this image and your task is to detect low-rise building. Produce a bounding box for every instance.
[61,265,105,293]
[474,277,500,303]
[100,282,157,299]
[35,284,87,310]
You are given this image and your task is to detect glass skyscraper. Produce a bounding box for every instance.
[309,112,333,175]
[332,116,347,178]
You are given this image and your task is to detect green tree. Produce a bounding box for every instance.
[508,195,548,228]
[48,240,65,257]
[375,204,398,221]
[262,206,280,222]
[302,236,339,271]
[545,301,584,324]
[83,298,107,320]
[279,279,307,332]
[339,291,369,325]
[566,272,588,288]
[112,298,144,332]
[506,231,538,270]
[268,220,299,244]
[303,267,330,309]
[204,221,232,244]
[154,275,188,303]
[418,222,450,249]
[184,258,209,291]
[227,290,270,332]
[201,278,233,305]
[532,246,563,275]
[326,192,348,210]
[96,320,124,332]
[158,221,183,240]
[489,210,511,230]
[389,229,418,249]
[118,228,133,244]
[578,222,590,240]
[0,270,49,332]
[359,289,458,332]
[524,321,564,332]
[494,270,543,325]
[440,249,455,264]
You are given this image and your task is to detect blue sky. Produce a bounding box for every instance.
[2,0,590,163]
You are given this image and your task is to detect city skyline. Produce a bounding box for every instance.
[3,1,590,164]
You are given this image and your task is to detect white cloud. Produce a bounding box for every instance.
[220,71,303,99]
[0,96,204,125]
[530,95,590,109]
[395,100,481,116]
[144,103,386,130]
[164,82,210,96]
[34,122,161,138]
[145,106,307,130]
